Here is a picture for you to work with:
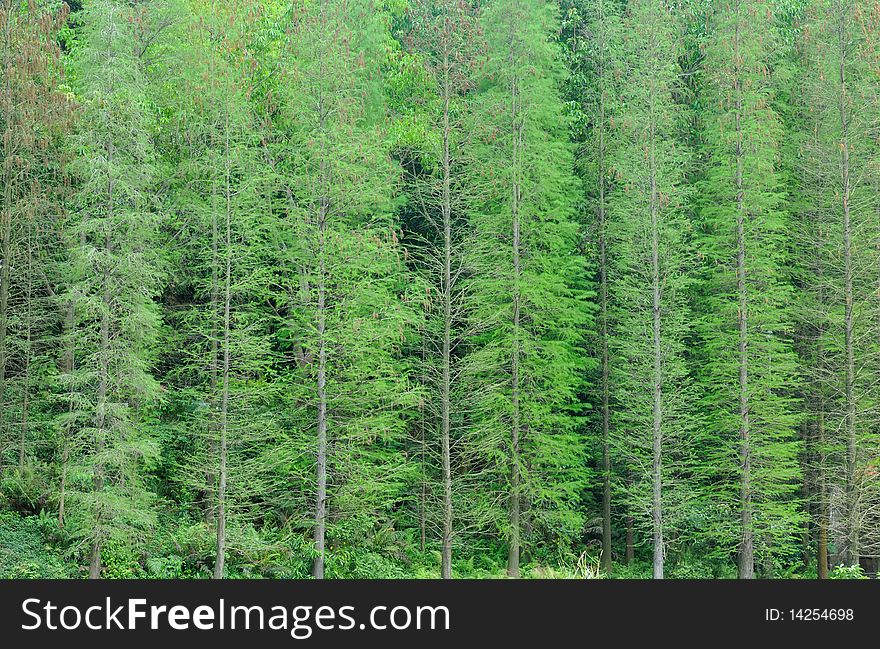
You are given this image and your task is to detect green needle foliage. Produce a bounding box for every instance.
[695,0,804,576]
[61,0,163,578]
[269,0,417,578]
[470,0,591,575]
[0,0,878,579]
[607,0,696,579]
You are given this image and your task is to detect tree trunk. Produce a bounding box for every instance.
[312,199,328,579]
[58,295,76,529]
[214,107,232,580]
[597,0,613,576]
[649,79,663,580]
[0,1,13,478]
[837,5,858,567]
[207,170,220,528]
[19,231,33,468]
[89,256,111,580]
[419,330,427,554]
[625,509,634,565]
[89,33,116,572]
[733,6,754,580]
[311,5,330,579]
[440,51,453,581]
[801,422,813,569]
[817,397,829,579]
[507,49,522,580]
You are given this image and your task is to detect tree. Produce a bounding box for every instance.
[0,0,72,483]
[62,0,162,578]
[472,0,590,577]
[154,0,280,579]
[696,0,803,578]
[798,0,880,568]
[395,0,486,580]
[559,0,624,576]
[270,0,415,578]
[608,0,695,579]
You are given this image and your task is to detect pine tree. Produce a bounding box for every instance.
[270,0,415,578]
[608,0,695,579]
[395,0,489,579]
[0,0,72,485]
[696,0,803,578]
[62,0,162,578]
[155,0,279,579]
[559,0,624,575]
[798,0,880,568]
[471,0,590,576]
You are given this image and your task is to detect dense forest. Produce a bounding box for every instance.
[0,0,878,580]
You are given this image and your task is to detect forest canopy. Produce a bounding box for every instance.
[0,0,878,579]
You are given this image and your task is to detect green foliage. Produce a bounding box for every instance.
[0,511,71,578]
[468,0,592,557]
[606,0,698,567]
[1,0,878,581]
[59,0,164,572]
[692,0,804,568]
[829,564,870,580]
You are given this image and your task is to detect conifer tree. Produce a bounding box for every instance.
[156,0,279,579]
[62,0,162,578]
[472,0,590,577]
[608,0,695,579]
[397,0,487,579]
[559,0,624,575]
[0,0,72,483]
[696,0,803,578]
[271,0,415,578]
[798,0,880,568]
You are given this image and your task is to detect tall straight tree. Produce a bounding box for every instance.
[609,0,694,580]
[398,0,485,580]
[272,0,414,579]
[798,0,880,568]
[63,0,162,578]
[0,0,72,476]
[157,0,278,579]
[472,0,589,577]
[697,0,803,578]
[559,0,624,575]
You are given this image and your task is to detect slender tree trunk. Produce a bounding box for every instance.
[0,1,13,475]
[732,7,754,580]
[419,328,427,553]
[89,250,111,580]
[507,46,522,580]
[801,421,813,569]
[214,107,232,580]
[19,230,33,468]
[312,3,329,579]
[207,168,220,528]
[817,395,829,579]
[815,224,829,579]
[597,0,613,575]
[648,76,663,580]
[440,48,453,580]
[89,26,117,571]
[58,296,76,529]
[625,509,634,564]
[312,195,328,579]
[205,2,221,528]
[837,5,858,567]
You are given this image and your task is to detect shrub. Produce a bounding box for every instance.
[0,510,71,578]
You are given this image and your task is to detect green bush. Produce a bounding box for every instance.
[0,510,71,578]
[100,539,147,579]
[0,464,53,513]
[829,564,870,580]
